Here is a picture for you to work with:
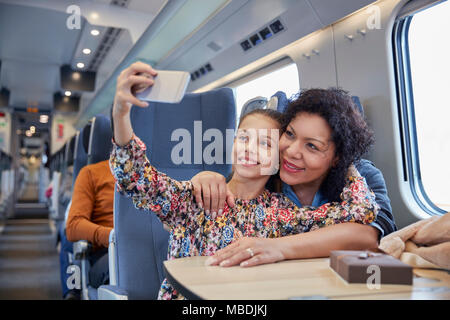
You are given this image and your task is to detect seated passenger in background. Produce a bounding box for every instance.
[66,160,115,289]
[109,62,379,299]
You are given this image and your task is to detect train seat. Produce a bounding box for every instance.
[72,126,89,188]
[239,91,289,121]
[238,96,267,120]
[98,87,236,300]
[73,115,112,300]
[269,91,289,112]
[351,96,365,116]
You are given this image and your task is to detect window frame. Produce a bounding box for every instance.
[224,57,296,89]
[393,1,447,216]
[224,57,299,123]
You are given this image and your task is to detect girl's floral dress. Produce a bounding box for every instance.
[109,135,379,300]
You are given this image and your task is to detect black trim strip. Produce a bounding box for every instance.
[163,264,203,300]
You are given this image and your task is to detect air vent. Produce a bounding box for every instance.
[239,18,286,53]
[190,63,214,81]
[207,41,222,52]
[269,20,284,34]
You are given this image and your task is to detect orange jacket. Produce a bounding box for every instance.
[66,160,115,249]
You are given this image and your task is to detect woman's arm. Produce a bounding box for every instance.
[283,165,378,232]
[206,222,379,268]
[206,166,379,267]
[281,223,380,259]
[191,171,235,218]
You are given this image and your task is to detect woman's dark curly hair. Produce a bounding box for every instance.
[281,88,374,201]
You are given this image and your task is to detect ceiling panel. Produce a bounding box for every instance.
[0,3,81,111]
[306,0,377,26]
[0,3,80,64]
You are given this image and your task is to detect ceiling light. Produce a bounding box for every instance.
[90,12,99,20]
[91,29,100,36]
[82,48,91,55]
[40,115,49,124]
[76,62,85,69]
[65,91,72,97]
[72,72,81,80]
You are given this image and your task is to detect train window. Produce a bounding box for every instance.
[231,61,299,120]
[394,0,450,214]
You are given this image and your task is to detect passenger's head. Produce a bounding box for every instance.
[279,88,374,200]
[232,109,282,180]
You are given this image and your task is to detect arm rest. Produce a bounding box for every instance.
[73,240,92,260]
[98,285,128,300]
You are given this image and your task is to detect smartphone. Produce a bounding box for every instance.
[135,70,190,104]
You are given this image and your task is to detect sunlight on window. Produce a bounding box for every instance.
[408,1,450,211]
[233,63,299,120]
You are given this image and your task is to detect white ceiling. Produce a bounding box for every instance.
[0,0,167,115]
[0,0,377,130]
[0,3,80,110]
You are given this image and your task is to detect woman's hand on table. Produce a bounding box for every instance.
[205,237,286,268]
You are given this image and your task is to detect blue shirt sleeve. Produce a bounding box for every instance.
[356,159,397,239]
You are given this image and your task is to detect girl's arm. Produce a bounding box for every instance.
[110,61,197,229]
[112,61,156,146]
[110,135,196,229]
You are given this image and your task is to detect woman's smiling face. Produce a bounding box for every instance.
[279,112,338,188]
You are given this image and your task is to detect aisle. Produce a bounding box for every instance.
[0,217,62,299]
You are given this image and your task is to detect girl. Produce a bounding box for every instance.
[110,62,378,299]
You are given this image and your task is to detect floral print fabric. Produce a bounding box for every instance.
[109,135,379,300]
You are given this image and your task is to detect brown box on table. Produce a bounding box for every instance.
[330,250,413,285]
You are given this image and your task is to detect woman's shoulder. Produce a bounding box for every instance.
[265,190,297,208]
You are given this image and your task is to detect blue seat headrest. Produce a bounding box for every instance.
[239,96,267,120]
[88,114,113,165]
[270,91,289,113]
[351,96,364,116]
[66,135,76,167]
[82,122,92,154]
[72,128,88,187]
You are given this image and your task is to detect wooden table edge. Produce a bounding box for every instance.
[164,263,203,300]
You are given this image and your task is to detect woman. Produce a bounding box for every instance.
[192,88,383,268]
[110,62,378,299]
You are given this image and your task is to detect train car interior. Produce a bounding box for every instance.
[0,0,448,304]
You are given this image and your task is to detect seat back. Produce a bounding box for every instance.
[270,91,289,112]
[87,115,113,165]
[238,96,267,121]
[72,125,89,188]
[114,87,236,299]
[351,96,365,116]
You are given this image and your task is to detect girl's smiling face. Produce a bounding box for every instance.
[232,114,280,179]
[279,112,338,188]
